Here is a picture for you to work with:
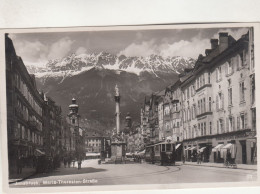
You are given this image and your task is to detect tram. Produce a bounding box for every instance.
[145,141,176,165]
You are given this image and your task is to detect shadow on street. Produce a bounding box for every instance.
[31,167,107,178]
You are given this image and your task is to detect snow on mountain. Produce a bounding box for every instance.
[25,52,196,82]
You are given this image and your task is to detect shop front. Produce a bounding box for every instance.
[183,140,197,162]
[197,138,212,162]
[211,129,256,165]
[175,143,182,161]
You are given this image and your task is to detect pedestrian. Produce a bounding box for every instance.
[78,159,81,170]
[16,155,23,174]
[172,150,176,166]
[68,157,71,168]
[182,154,186,164]
[197,151,201,164]
[63,157,67,168]
[72,159,75,168]
[226,149,232,166]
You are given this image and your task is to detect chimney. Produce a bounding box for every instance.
[219,32,229,52]
[210,39,218,50]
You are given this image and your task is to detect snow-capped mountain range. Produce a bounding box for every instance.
[26,52,196,81]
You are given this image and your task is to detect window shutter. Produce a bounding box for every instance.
[245,113,248,129]
[237,116,240,130]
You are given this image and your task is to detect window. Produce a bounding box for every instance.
[227,60,233,75]
[204,122,207,135]
[240,82,245,102]
[219,119,224,133]
[251,76,255,105]
[162,144,166,152]
[227,117,234,132]
[251,46,255,71]
[208,72,211,84]
[166,144,171,152]
[228,88,232,106]
[252,109,256,131]
[209,97,212,111]
[198,123,200,136]
[216,93,224,110]
[209,122,212,135]
[238,113,247,130]
[203,98,206,113]
[198,100,201,115]
[216,66,222,81]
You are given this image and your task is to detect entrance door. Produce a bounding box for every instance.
[241,141,247,164]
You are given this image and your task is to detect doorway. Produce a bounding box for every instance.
[240,141,247,164]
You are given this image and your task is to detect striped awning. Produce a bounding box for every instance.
[175,144,181,150]
[222,143,233,149]
[212,144,224,152]
[199,147,206,152]
[34,149,45,156]
[184,147,191,151]
[189,147,197,151]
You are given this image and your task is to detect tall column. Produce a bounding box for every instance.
[115,84,120,134]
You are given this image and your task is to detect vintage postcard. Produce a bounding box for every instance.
[0,23,259,193]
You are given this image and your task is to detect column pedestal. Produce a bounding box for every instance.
[109,141,126,163]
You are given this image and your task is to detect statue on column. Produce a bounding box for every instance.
[115,84,119,96]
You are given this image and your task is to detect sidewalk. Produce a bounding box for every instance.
[176,161,257,170]
[9,167,36,184]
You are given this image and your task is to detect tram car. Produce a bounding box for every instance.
[145,142,176,165]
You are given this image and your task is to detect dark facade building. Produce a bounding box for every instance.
[6,34,44,174]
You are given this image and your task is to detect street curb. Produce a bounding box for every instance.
[180,163,257,171]
[9,172,37,184]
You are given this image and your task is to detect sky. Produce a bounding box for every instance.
[9,27,249,67]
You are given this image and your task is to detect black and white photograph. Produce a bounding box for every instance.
[0,23,259,193]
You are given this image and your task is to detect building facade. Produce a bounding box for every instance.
[6,34,78,175]
[141,28,256,165]
[6,35,44,174]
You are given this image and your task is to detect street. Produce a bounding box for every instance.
[10,159,257,187]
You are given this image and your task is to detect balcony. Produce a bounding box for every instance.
[15,107,27,120]
[28,120,39,131]
[171,111,180,119]
[163,114,171,121]
[195,84,212,92]
[196,111,213,119]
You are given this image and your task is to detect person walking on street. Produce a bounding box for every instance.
[182,154,186,164]
[16,155,23,174]
[197,151,202,164]
[68,157,71,168]
[63,157,67,168]
[78,159,82,170]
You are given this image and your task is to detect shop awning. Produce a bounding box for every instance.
[184,147,191,151]
[175,144,181,150]
[137,150,146,155]
[212,144,224,152]
[189,147,197,151]
[199,147,206,152]
[222,143,233,149]
[34,149,45,156]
